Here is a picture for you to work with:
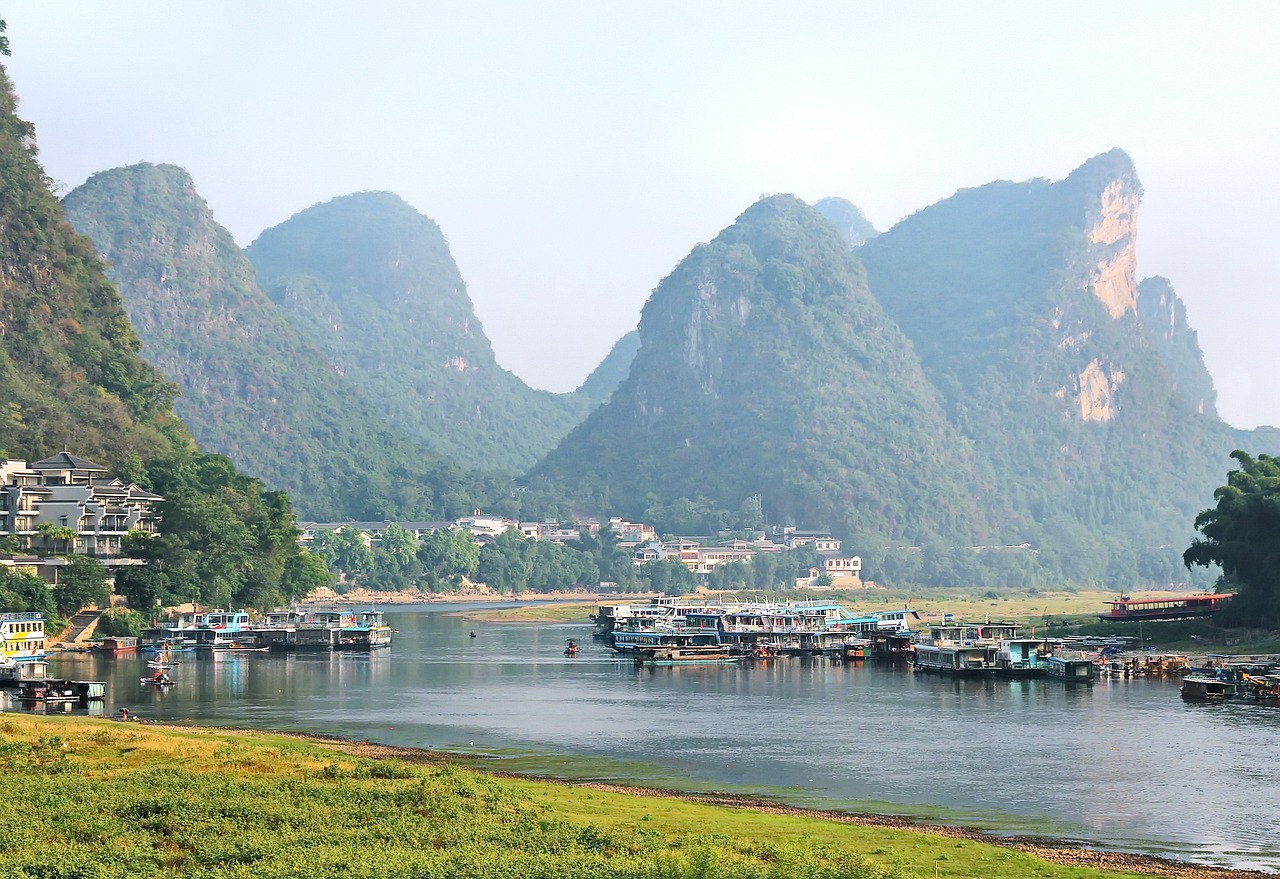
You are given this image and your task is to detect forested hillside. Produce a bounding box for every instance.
[1135,275,1218,418]
[245,193,591,472]
[0,74,186,471]
[575,329,639,407]
[63,164,509,521]
[858,150,1235,586]
[0,62,323,612]
[533,195,996,547]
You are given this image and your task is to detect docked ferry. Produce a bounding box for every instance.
[339,610,393,650]
[0,611,47,662]
[913,620,1020,675]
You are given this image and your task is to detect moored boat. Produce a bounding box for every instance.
[994,638,1052,678]
[633,645,737,666]
[97,636,139,655]
[14,678,105,705]
[1045,653,1095,683]
[912,621,1017,676]
[1180,676,1236,701]
[0,611,48,662]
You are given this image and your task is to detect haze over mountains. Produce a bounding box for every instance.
[15,61,1267,590]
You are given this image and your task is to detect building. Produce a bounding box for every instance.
[0,452,162,564]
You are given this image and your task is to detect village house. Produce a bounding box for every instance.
[0,452,162,571]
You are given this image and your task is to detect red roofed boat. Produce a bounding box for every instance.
[1099,593,1233,622]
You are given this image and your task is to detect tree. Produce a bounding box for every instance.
[313,528,374,577]
[378,523,418,573]
[35,523,77,556]
[54,555,111,616]
[282,552,333,599]
[1184,451,1280,628]
[417,527,479,585]
[0,17,9,57]
[114,566,172,615]
[0,567,56,617]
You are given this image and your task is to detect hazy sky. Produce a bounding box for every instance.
[6,3,1279,427]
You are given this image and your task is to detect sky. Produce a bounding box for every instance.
[5,2,1279,428]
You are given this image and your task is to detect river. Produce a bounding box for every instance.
[27,603,1280,873]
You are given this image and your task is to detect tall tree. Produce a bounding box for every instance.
[1184,451,1280,628]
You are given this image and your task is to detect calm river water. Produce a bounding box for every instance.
[26,603,1280,873]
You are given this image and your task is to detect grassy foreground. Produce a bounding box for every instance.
[0,715,1243,879]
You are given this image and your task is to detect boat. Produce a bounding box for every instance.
[1045,653,1096,683]
[1,611,48,662]
[0,656,48,685]
[1180,676,1236,701]
[564,639,579,656]
[912,621,1018,675]
[337,610,393,650]
[193,610,254,649]
[633,645,738,667]
[14,678,105,705]
[96,636,139,655]
[1100,593,1233,623]
[994,638,1053,678]
[1240,673,1280,702]
[140,671,175,687]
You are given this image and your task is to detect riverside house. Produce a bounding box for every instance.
[0,452,162,572]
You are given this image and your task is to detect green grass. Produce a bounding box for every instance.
[0,716,1172,879]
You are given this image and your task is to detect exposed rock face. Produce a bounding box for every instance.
[1076,359,1125,422]
[1087,179,1140,319]
[858,149,1236,581]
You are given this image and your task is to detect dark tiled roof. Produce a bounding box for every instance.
[30,451,108,472]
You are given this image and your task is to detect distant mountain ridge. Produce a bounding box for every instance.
[533,151,1258,587]
[533,194,995,544]
[63,164,513,521]
[245,192,592,473]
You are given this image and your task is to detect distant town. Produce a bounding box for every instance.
[298,514,865,591]
[0,451,863,592]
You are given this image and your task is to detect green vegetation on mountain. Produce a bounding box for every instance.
[1236,425,1280,456]
[576,329,640,407]
[858,150,1235,587]
[0,60,324,613]
[245,192,590,473]
[0,72,184,471]
[1185,451,1280,627]
[1136,275,1217,418]
[62,163,513,522]
[533,195,993,552]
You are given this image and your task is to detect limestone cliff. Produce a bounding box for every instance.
[859,149,1236,584]
[1086,179,1140,319]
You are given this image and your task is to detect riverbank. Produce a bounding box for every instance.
[301,585,602,605]
[1,716,1267,879]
